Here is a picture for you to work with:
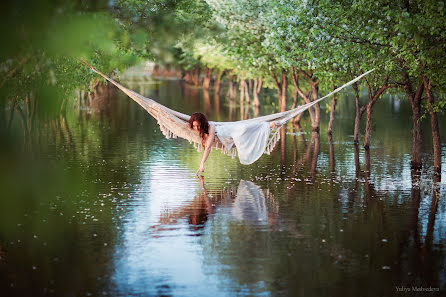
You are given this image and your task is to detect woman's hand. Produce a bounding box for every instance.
[269,121,281,129]
[196,164,205,175]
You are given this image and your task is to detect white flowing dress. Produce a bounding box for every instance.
[215,122,271,165]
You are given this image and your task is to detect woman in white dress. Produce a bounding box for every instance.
[189,112,278,174]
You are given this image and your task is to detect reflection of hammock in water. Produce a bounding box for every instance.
[83,62,374,165]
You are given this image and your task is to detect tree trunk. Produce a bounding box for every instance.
[228,75,238,100]
[290,67,312,124]
[296,68,320,129]
[422,75,442,176]
[244,80,250,103]
[364,104,373,150]
[402,71,424,170]
[327,84,337,135]
[271,69,288,112]
[248,79,253,94]
[352,83,365,144]
[363,77,391,149]
[239,76,245,103]
[191,68,200,86]
[311,83,320,132]
[202,67,212,90]
[253,78,262,107]
[214,70,225,94]
[280,69,288,112]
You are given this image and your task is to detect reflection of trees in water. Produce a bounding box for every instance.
[287,125,321,188]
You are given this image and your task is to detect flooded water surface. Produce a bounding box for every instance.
[1,78,445,297]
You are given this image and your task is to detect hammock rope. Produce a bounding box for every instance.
[81,61,374,163]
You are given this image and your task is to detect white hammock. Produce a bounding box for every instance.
[83,62,374,164]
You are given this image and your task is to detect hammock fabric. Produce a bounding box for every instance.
[83,62,374,165]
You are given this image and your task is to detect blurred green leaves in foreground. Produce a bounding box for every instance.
[0,0,148,110]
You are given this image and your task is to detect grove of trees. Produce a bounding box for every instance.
[1,0,445,175]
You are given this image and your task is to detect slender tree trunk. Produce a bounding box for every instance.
[239,76,245,103]
[214,70,225,94]
[253,78,262,107]
[422,75,442,176]
[296,68,320,129]
[327,83,337,135]
[245,81,250,103]
[363,77,392,149]
[402,71,424,170]
[280,69,288,112]
[290,67,311,124]
[227,75,237,100]
[311,83,320,132]
[364,104,374,150]
[290,89,303,123]
[191,68,200,86]
[352,83,365,144]
[271,68,288,112]
[271,71,282,110]
[203,67,212,90]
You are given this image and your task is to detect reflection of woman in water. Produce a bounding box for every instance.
[151,176,222,232]
[189,112,278,174]
[151,178,279,233]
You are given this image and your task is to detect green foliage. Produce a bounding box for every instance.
[0,0,145,111]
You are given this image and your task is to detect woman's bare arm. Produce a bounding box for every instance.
[197,125,215,174]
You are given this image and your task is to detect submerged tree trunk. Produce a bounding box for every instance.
[239,76,245,103]
[327,83,337,135]
[352,83,366,144]
[363,77,392,149]
[226,75,238,100]
[191,68,201,86]
[422,75,442,176]
[253,78,261,107]
[402,71,424,170]
[214,70,226,95]
[242,79,250,103]
[290,68,306,124]
[202,67,212,90]
[271,68,288,112]
[311,83,320,132]
[290,67,313,124]
[297,68,319,131]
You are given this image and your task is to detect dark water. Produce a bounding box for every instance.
[1,77,445,297]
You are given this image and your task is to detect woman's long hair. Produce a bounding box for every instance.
[189,112,209,146]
